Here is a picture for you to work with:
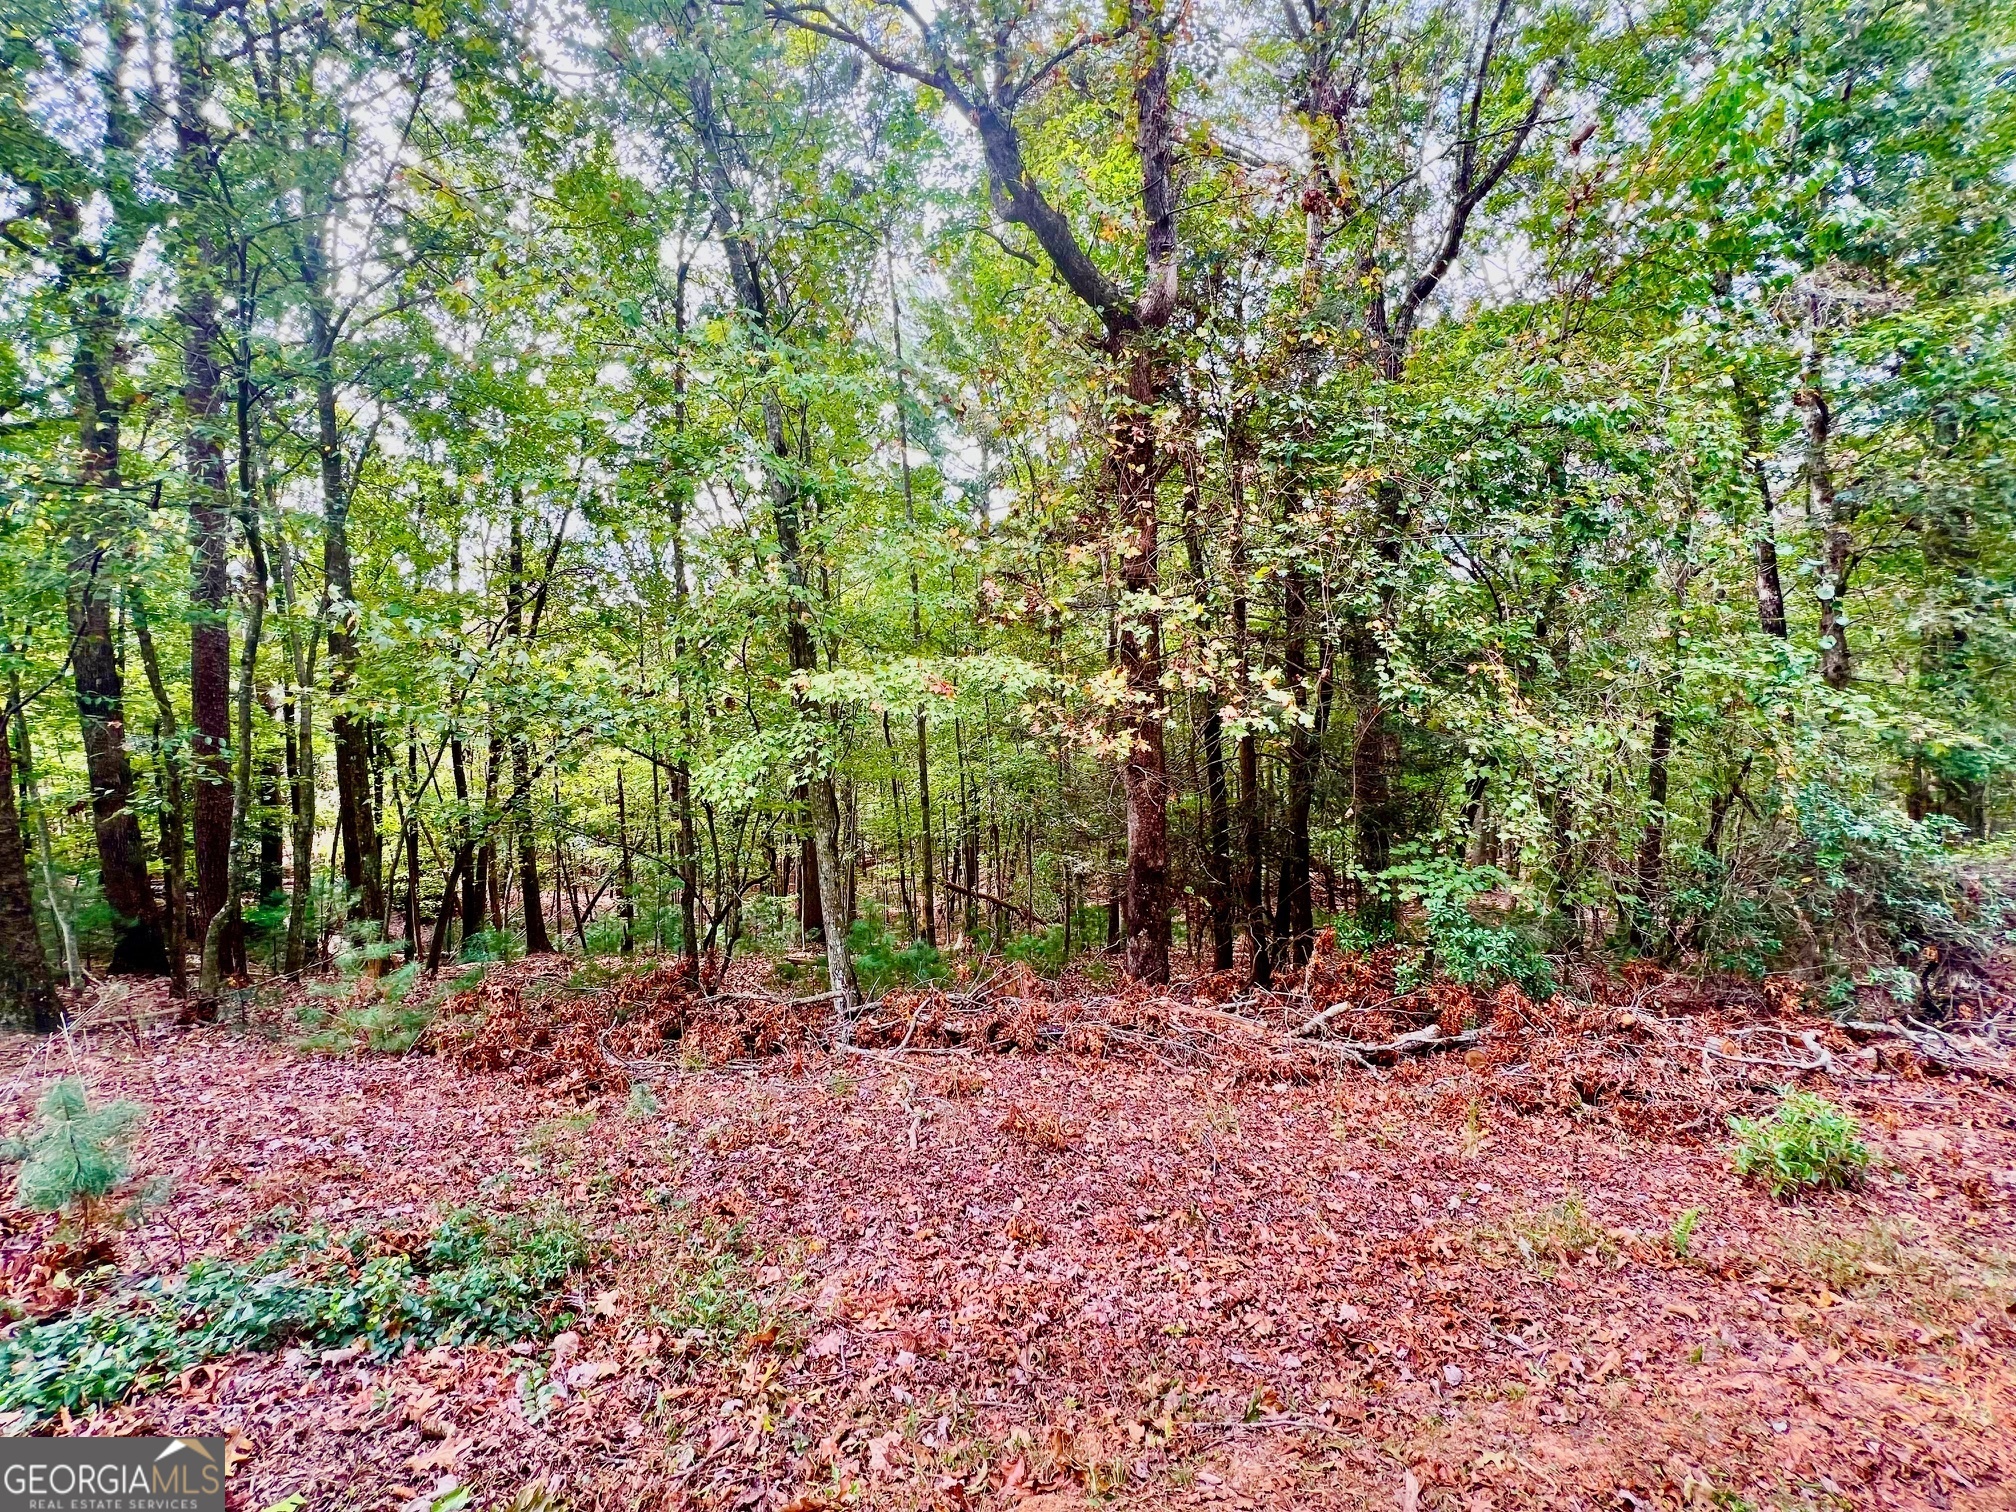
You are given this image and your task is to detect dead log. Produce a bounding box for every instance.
[937,877,1048,928]
[1319,1024,1480,1066]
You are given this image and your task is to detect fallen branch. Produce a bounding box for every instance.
[1319,1024,1480,1064]
[1840,1020,2016,1085]
[1295,1000,1357,1037]
[937,877,1048,928]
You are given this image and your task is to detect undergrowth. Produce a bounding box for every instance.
[1730,1090,1870,1197]
[1512,1193,1613,1273]
[0,1207,584,1425]
[847,916,945,999]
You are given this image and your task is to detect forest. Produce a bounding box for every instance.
[1,0,2014,1505]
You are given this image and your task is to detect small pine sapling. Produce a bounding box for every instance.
[2,1079,145,1227]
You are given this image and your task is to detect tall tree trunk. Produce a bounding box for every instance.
[197,491,268,1004]
[1229,452,1272,985]
[426,848,465,973]
[888,252,938,948]
[10,696,81,988]
[1180,452,1234,970]
[1628,535,1696,946]
[667,262,703,980]
[172,0,237,961]
[1631,707,1674,943]
[1271,497,1325,966]
[687,62,852,1010]
[1735,383,1789,639]
[480,731,502,930]
[402,732,421,960]
[1113,349,1171,982]
[616,764,635,954]
[312,321,382,928]
[0,687,58,1030]
[183,282,233,946]
[67,445,165,973]
[35,0,159,977]
[256,747,283,903]
[797,819,825,938]
[1348,481,1405,933]
[451,730,480,956]
[274,537,319,975]
[1274,586,1333,968]
[1799,317,1851,689]
[1920,403,1983,832]
[129,594,190,998]
[506,515,552,954]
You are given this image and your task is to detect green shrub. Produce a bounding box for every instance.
[298,946,432,1053]
[1001,925,1067,976]
[1730,1091,1870,1197]
[624,1083,660,1122]
[999,908,1106,977]
[460,927,523,964]
[1385,857,1554,999]
[0,1207,584,1424]
[1,1080,143,1224]
[847,917,945,999]
[582,915,631,957]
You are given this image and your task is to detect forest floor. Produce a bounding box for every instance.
[3,957,2014,1512]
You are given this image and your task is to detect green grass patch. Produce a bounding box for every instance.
[0,1207,584,1425]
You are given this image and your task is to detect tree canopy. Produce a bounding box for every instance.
[1,0,2010,1019]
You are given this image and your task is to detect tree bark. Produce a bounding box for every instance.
[1735,383,1789,639]
[668,270,704,980]
[10,694,81,988]
[256,747,283,904]
[686,60,852,1010]
[197,485,268,1004]
[450,730,479,957]
[505,514,552,954]
[68,561,165,974]
[129,593,190,998]
[273,535,319,975]
[313,327,382,927]
[795,4,1179,980]
[0,693,59,1031]
[33,16,163,978]
[1631,706,1673,945]
[1348,481,1406,932]
[181,262,233,948]
[402,732,422,959]
[888,251,937,949]
[1114,350,1171,982]
[1799,316,1851,689]
[1274,564,1334,968]
[1229,453,1272,985]
[1180,453,1234,970]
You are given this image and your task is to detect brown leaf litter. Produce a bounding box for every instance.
[0,952,2011,1511]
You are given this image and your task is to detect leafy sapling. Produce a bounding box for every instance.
[1730,1090,1870,1197]
[2,1079,145,1228]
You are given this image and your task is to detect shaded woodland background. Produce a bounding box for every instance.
[2,0,2011,1025]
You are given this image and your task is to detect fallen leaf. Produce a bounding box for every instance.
[404,1440,470,1474]
[565,1360,620,1388]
